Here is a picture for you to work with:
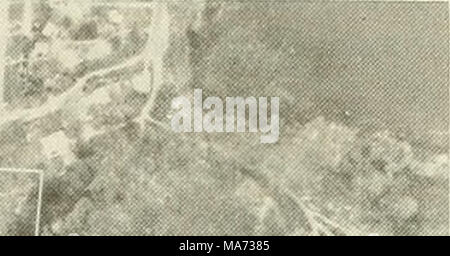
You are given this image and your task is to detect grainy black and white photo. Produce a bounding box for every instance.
[0,0,448,236]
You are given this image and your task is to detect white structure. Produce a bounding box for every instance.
[108,9,124,25]
[51,40,82,70]
[48,0,89,23]
[40,131,76,166]
[416,154,449,178]
[83,39,112,61]
[80,123,105,142]
[42,22,60,38]
[131,71,152,94]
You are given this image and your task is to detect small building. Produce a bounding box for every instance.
[42,22,59,38]
[48,0,89,24]
[83,39,112,61]
[50,40,83,70]
[131,71,152,94]
[40,131,76,166]
[108,10,124,25]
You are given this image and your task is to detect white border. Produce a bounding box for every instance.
[0,168,44,236]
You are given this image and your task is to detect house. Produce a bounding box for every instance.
[80,123,104,142]
[108,10,124,25]
[48,0,89,24]
[40,131,76,166]
[50,40,83,70]
[42,22,60,38]
[131,71,152,93]
[416,154,449,178]
[83,39,112,61]
[57,46,82,70]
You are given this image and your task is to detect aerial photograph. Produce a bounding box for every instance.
[0,169,41,236]
[0,0,448,236]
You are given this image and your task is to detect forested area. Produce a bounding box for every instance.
[0,0,448,236]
